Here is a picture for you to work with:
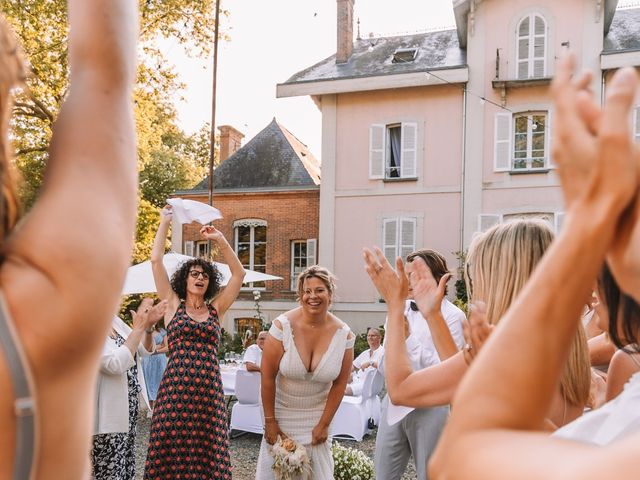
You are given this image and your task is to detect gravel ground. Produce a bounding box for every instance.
[134,407,418,480]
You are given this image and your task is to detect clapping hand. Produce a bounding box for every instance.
[462,302,492,365]
[131,298,168,331]
[363,246,408,309]
[408,257,451,318]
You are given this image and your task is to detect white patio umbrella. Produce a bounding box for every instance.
[121,252,282,295]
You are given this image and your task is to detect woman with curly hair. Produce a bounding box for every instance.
[143,205,245,480]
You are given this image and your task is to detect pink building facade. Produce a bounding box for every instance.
[277,0,640,331]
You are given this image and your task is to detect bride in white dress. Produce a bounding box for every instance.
[256,266,355,479]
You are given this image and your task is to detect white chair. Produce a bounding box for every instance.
[330,368,378,441]
[365,370,384,427]
[229,370,263,437]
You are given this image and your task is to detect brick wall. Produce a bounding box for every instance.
[180,189,319,301]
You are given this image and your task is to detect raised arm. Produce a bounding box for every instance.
[151,206,176,304]
[203,225,245,316]
[1,0,138,355]
[429,56,640,480]
[409,259,460,360]
[364,248,467,407]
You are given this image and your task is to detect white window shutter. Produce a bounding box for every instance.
[478,214,501,232]
[554,212,566,233]
[184,240,194,256]
[400,122,418,178]
[382,218,398,266]
[546,110,554,168]
[494,113,512,171]
[306,238,317,266]
[634,106,640,143]
[369,124,385,179]
[399,218,417,261]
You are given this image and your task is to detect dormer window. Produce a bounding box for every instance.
[392,48,418,63]
[516,14,547,79]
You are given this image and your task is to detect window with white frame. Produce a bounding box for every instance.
[195,241,209,258]
[634,106,640,143]
[478,212,563,233]
[516,13,547,80]
[184,240,194,257]
[494,111,550,171]
[234,219,267,289]
[369,122,418,180]
[382,217,416,266]
[290,239,317,290]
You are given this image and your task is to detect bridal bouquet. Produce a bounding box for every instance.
[270,436,312,480]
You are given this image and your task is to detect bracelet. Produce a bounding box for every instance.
[264,416,277,421]
[145,327,155,334]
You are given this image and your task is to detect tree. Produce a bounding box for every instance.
[5,0,225,261]
[4,0,224,207]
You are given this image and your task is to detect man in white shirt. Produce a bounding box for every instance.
[346,328,385,396]
[243,330,267,372]
[374,249,465,480]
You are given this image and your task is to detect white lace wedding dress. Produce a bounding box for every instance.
[255,314,354,479]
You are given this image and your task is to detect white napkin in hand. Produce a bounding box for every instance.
[167,198,223,225]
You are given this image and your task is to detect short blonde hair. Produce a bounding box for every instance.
[296,265,337,302]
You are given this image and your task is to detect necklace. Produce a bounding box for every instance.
[189,302,205,310]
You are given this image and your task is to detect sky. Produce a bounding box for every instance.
[167,0,638,159]
[167,0,457,159]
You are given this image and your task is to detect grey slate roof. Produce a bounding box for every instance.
[604,7,640,53]
[282,29,466,85]
[183,119,320,193]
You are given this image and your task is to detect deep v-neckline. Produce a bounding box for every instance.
[286,315,343,374]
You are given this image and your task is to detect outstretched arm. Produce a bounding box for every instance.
[1,0,138,359]
[429,56,640,480]
[151,206,176,304]
[204,225,245,316]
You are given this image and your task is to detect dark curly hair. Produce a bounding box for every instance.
[598,263,640,352]
[170,258,223,301]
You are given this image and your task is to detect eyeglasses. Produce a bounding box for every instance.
[189,270,209,280]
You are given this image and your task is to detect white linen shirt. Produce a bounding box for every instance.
[243,344,263,367]
[553,371,640,445]
[353,346,385,370]
[382,298,466,424]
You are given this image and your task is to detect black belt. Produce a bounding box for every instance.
[0,293,37,479]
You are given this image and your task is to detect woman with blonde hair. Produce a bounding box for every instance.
[364,218,591,427]
[427,54,640,480]
[0,1,138,478]
[257,265,355,479]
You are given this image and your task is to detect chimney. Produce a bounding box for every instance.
[336,0,355,64]
[218,125,245,162]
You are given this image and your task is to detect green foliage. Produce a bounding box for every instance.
[332,442,374,480]
[452,250,468,311]
[218,329,243,360]
[4,0,224,259]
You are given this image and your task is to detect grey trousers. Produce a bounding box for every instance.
[374,396,449,480]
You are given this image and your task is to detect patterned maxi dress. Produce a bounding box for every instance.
[256,314,355,479]
[144,302,231,479]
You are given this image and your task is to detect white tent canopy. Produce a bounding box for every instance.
[121,252,281,295]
